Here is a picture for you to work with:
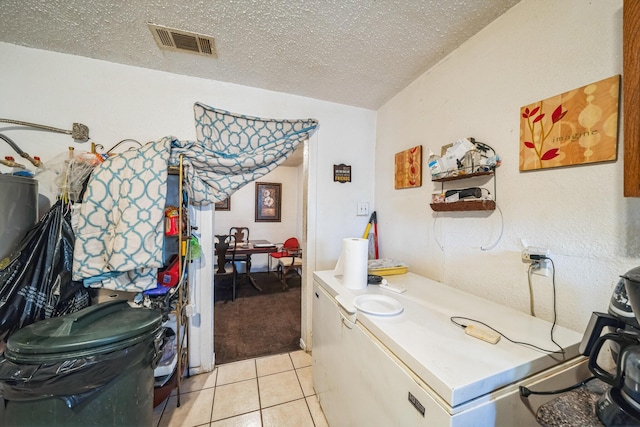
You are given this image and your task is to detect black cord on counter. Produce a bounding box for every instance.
[519,376,596,398]
[450,316,565,355]
[450,256,564,355]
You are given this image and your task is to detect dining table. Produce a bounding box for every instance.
[228,239,278,291]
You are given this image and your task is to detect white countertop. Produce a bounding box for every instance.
[313,270,584,408]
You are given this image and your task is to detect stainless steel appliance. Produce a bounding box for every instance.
[0,174,38,260]
[580,267,640,426]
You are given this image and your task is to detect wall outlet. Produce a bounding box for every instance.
[530,259,550,276]
[357,202,369,216]
[521,247,549,263]
[522,247,550,277]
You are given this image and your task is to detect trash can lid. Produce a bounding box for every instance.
[5,300,162,362]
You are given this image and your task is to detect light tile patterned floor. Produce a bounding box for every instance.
[154,350,329,427]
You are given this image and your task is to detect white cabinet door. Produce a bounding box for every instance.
[312,282,443,426]
[312,282,353,425]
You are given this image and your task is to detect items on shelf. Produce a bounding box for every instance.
[428,137,500,180]
[164,206,190,237]
[158,255,180,287]
[429,138,499,212]
[144,159,190,408]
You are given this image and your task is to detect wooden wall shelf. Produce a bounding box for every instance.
[430,200,496,211]
[431,165,497,211]
[432,169,494,183]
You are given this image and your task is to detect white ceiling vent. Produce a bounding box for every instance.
[147,23,217,57]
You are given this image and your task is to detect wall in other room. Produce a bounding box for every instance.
[214,164,303,271]
[375,0,635,333]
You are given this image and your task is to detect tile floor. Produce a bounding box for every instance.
[154,350,329,427]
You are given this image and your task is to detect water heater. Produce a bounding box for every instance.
[0,175,38,260]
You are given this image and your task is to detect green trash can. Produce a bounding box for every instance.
[0,300,163,427]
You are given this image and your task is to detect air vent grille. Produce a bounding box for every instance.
[199,38,213,55]
[147,23,217,57]
[156,29,174,48]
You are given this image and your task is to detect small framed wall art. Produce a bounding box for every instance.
[394,145,422,189]
[255,182,282,222]
[215,197,230,211]
[334,164,352,183]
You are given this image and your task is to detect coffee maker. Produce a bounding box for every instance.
[580,267,640,426]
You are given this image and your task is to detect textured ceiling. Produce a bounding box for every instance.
[0,0,520,110]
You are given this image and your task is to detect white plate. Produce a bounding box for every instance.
[353,294,403,316]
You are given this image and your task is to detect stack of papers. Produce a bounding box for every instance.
[367,258,409,275]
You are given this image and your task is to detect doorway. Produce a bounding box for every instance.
[211,138,317,365]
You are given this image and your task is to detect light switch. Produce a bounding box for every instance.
[357,202,369,216]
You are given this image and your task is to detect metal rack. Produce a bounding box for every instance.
[158,156,190,407]
[175,155,189,406]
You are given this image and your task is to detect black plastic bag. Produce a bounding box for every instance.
[0,337,159,409]
[0,200,89,342]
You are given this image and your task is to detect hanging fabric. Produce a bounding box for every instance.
[72,139,171,291]
[171,102,319,204]
[72,104,318,291]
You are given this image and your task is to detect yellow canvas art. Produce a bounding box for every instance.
[519,75,620,171]
[394,145,422,189]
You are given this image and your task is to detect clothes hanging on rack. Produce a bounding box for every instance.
[72,139,171,291]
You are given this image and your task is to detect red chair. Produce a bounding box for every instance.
[277,252,302,288]
[268,237,300,273]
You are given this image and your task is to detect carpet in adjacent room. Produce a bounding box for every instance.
[214,272,301,365]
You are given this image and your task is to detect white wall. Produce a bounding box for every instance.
[0,42,376,362]
[0,41,375,267]
[376,0,637,333]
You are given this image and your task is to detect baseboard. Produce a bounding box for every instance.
[299,337,307,351]
[189,366,206,376]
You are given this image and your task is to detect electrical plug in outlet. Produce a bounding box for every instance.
[530,259,550,277]
[521,247,548,262]
[522,247,550,277]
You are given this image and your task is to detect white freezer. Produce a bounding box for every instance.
[312,270,589,426]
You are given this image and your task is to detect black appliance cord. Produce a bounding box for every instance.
[519,376,596,398]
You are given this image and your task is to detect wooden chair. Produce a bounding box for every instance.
[268,237,300,273]
[215,234,238,301]
[228,226,250,273]
[277,245,302,289]
[229,227,250,246]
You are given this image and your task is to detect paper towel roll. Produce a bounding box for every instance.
[338,238,369,290]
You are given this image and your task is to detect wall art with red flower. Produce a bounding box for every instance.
[519,75,620,171]
[395,145,422,189]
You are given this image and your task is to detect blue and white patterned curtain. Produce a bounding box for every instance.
[72,103,318,291]
[172,102,319,205]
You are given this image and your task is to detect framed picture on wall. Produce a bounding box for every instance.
[215,197,230,211]
[255,182,281,222]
